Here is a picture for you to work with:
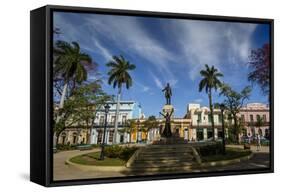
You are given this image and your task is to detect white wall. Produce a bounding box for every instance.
[0,0,279,192]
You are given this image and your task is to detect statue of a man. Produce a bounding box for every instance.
[159,108,174,137]
[162,83,172,105]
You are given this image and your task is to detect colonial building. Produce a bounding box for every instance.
[239,103,270,138]
[56,102,269,146]
[91,100,144,144]
[187,103,226,141]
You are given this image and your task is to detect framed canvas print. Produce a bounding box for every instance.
[30,5,274,187]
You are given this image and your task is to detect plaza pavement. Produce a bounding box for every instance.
[53,145,270,181]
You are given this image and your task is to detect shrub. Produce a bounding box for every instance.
[56,144,76,151]
[120,147,138,161]
[196,142,223,157]
[104,145,138,160]
[104,145,123,158]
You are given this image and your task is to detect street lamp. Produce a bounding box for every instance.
[197,118,199,141]
[137,119,140,143]
[99,103,110,160]
[220,103,226,155]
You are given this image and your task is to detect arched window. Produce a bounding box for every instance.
[72,132,78,144]
[61,132,66,144]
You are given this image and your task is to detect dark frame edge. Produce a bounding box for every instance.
[30,5,50,186]
[30,4,274,187]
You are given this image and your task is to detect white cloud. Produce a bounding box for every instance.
[55,12,258,85]
[170,20,257,80]
[84,15,179,85]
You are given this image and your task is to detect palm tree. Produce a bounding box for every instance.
[106,55,136,144]
[199,64,223,141]
[255,116,264,136]
[54,40,92,108]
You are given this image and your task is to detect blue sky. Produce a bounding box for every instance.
[53,12,270,117]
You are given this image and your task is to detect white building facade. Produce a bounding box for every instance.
[91,100,143,144]
[188,103,226,141]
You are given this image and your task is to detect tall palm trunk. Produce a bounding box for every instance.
[59,82,68,108]
[113,87,121,144]
[54,82,68,148]
[233,114,239,143]
[208,89,215,141]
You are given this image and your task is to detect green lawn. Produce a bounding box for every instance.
[201,148,251,162]
[70,152,126,166]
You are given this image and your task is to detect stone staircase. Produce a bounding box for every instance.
[127,144,199,173]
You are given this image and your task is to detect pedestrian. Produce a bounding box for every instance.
[248,133,251,144]
[256,134,261,151]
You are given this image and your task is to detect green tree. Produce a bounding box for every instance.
[255,115,264,136]
[54,40,93,108]
[219,84,251,143]
[106,55,136,144]
[199,64,223,140]
[53,81,111,145]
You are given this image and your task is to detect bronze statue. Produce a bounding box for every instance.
[159,108,174,137]
[162,83,172,105]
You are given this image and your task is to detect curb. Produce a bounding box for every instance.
[65,158,127,172]
[126,147,145,168]
[191,147,202,164]
[193,152,253,168]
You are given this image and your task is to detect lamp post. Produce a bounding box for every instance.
[220,103,226,155]
[197,119,199,141]
[136,119,140,143]
[99,103,110,160]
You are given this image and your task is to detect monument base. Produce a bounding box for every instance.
[154,136,188,145]
[162,105,174,117]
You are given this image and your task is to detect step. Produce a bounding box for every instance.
[131,161,194,168]
[128,165,194,172]
[140,152,194,158]
[137,154,194,161]
[149,144,192,148]
[142,148,193,154]
[133,158,195,164]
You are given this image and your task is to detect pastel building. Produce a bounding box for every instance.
[188,104,225,141]
[239,103,270,138]
[91,100,144,144]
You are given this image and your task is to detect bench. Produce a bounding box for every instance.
[76,144,93,151]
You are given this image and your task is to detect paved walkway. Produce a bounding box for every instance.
[53,148,127,181]
[53,145,270,181]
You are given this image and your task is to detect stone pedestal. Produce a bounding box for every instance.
[162,105,174,118]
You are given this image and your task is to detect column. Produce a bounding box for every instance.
[203,128,207,140]
[214,128,218,140]
[184,129,188,140]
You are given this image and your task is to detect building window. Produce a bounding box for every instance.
[61,132,66,144]
[197,114,201,123]
[99,116,104,125]
[208,114,211,123]
[97,131,102,144]
[250,114,254,122]
[218,114,222,123]
[207,128,213,139]
[122,115,127,125]
[111,116,116,125]
[263,114,266,122]
[109,131,114,142]
[72,133,77,144]
[256,114,261,121]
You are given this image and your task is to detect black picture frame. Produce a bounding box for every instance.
[30,5,274,187]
